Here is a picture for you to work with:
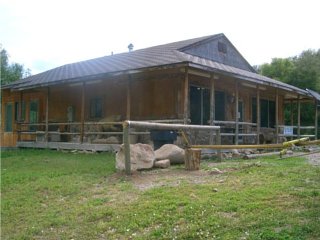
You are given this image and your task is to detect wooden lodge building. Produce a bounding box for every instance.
[1,33,319,150]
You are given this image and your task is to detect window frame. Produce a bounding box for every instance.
[90,97,103,119]
[14,101,26,122]
[5,102,13,132]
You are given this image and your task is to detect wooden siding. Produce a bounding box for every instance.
[182,35,254,72]
[131,76,181,120]
[1,89,46,147]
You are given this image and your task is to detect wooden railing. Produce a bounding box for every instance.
[212,120,258,144]
[18,120,315,145]
[277,125,316,139]
[16,119,187,144]
[17,121,124,143]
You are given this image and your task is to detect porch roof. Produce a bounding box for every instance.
[3,33,312,97]
[306,89,320,102]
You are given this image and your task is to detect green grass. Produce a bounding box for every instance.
[1,149,320,239]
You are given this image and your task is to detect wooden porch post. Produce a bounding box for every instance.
[315,99,318,140]
[18,91,23,142]
[275,89,279,143]
[80,82,85,143]
[126,76,131,120]
[45,87,49,143]
[290,100,294,140]
[235,80,239,145]
[209,74,215,144]
[297,95,301,138]
[183,67,189,124]
[290,100,294,125]
[256,85,260,144]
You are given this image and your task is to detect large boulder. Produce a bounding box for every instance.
[116,143,155,171]
[154,144,185,164]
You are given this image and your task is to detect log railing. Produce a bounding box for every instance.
[212,120,258,144]
[16,119,186,144]
[17,121,124,143]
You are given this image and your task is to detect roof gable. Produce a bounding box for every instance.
[179,34,256,72]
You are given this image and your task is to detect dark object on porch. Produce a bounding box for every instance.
[150,130,177,150]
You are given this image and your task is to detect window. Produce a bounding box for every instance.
[90,98,103,118]
[14,101,26,121]
[5,103,13,132]
[215,91,225,121]
[252,98,276,128]
[190,86,225,125]
[218,41,227,54]
[29,100,39,131]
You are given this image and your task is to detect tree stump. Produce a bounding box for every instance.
[185,148,201,171]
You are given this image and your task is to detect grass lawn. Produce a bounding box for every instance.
[1,149,319,239]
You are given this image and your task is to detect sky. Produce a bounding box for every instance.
[1,0,320,75]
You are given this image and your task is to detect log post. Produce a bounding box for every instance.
[18,91,23,142]
[235,80,239,145]
[290,100,294,140]
[256,85,260,144]
[185,148,201,171]
[80,82,85,143]
[126,76,131,120]
[275,88,279,143]
[45,87,50,143]
[123,121,131,175]
[216,128,222,161]
[315,99,318,140]
[297,95,301,138]
[209,74,215,144]
[183,68,189,124]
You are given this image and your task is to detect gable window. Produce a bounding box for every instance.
[252,98,276,128]
[218,41,227,54]
[90,97,103,119]
[5,103,13,132]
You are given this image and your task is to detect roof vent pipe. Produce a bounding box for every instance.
[128,43,134,52]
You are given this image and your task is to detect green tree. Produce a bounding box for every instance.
[258,49,320,92]
[0,48,31,85]
[290,49,320,91]
[257,49,320,129]
[258,58,295,84]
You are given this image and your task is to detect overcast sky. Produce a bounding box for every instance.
[1,0,319,74]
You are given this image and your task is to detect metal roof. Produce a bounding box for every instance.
[306,88,320,102]
[3,33,311,97]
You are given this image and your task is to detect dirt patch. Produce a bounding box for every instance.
[109,168,225,191]
[305,152,320,166]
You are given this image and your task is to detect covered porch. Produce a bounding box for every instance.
[10,66,317,151]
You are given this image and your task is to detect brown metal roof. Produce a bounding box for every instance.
[3,33,311,97]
